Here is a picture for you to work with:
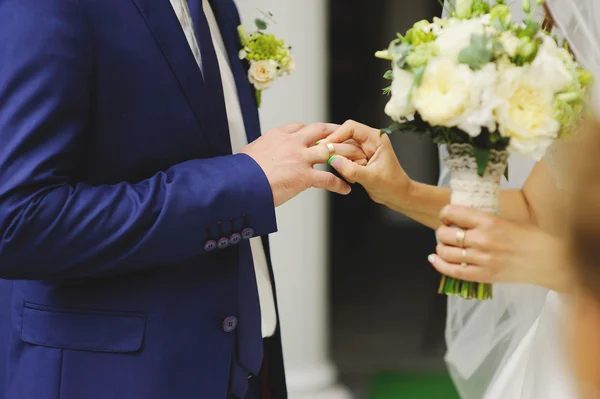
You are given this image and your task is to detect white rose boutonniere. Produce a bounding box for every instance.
[248,60,278,90]
[238,13,294,107]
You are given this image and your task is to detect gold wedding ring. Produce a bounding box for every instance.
[456,228,466,248]
[460,248,468,268]
[326,143,336,157]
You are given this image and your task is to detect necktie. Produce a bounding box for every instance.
[210,0,263,144]
[188,0,231,151]
[188,0,264,381]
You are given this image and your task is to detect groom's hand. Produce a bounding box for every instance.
[242,123,361,207]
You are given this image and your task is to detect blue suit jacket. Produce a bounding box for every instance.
[0,0,286,397]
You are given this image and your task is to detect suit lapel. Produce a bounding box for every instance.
[131,0,230,155]
[210,0,263,144]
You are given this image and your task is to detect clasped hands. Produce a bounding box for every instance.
[241,120,409,208]
[244,119,572,291]
[241,121,374,207]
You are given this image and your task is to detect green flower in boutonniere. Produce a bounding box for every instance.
[238,12,295,107]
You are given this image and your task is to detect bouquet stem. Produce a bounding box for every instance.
[440,143,509,301]
[438,275,493,300]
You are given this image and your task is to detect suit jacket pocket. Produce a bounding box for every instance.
[20,302,146,353]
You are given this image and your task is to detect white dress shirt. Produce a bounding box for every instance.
[170,0,277,338]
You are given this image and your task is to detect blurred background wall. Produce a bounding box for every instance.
[236,1,456,398]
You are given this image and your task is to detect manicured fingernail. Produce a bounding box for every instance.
[328,155,342,169]
[428,254,436,264]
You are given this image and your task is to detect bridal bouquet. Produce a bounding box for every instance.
[377,0,593,300]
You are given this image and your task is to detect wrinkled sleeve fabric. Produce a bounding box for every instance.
[0,0,277,280]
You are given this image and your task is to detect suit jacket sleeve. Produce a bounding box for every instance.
[0,0,277,280]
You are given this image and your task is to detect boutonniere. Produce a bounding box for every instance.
[237,13,295,107]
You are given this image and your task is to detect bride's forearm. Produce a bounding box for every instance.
[382,181,450,229]
[500,189,536,224]
[382,180,535,230]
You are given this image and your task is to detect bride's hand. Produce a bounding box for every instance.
[429,205,573,292]
[322,120,411,206]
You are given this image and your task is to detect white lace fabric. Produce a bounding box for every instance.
[445,144,509,214]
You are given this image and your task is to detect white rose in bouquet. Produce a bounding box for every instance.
[531,36,575,92]
[457,63,501,136]
[413,57,498,137]
[496,64,559,160]
[384,66,416,121]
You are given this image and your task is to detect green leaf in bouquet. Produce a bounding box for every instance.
[388,43,412,69]
[406,66,426,106]
[458,34,495,70]
[392,32,404,45]
[517,20,539,39]
[512,37,540,66]
[473,146,490,177]
[412,66,426,87]
[382,85,392,96]
[492,38,504,54]
[254,18,268,30]
[491,19,505,32]
[383,70,394,80]
[380,122,404,135]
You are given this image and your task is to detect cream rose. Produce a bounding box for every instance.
[496,64,560,160]
[457,63,501,136]
[248,60,278,90]
[384,66,416,122]
[412,56,498,136]
[530,36,575,93]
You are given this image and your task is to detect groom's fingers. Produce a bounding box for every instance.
[322,120,381,158]
[280,123,305,133]
[298,123,340,146]
[306,143,366,164]
[309,170,351,195]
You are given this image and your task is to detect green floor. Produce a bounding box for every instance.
[369,372,460,399]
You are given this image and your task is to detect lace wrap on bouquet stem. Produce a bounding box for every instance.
[445,144,509,213]
[440,143,509,300]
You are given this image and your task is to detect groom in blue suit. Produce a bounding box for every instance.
[0,0,352,398]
